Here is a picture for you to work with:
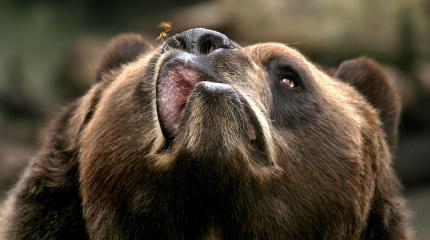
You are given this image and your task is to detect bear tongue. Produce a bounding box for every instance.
[158,66,207,136]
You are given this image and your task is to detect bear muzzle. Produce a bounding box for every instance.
[156,58,268,165]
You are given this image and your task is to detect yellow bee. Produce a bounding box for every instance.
[157,22,173,41]
[157,32,170,41]
[159,22,172,32]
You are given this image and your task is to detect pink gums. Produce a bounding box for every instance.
[157,65,207,135]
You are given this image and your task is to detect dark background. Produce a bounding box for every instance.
[0,0,429,238]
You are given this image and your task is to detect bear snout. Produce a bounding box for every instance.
[162,28,235,55]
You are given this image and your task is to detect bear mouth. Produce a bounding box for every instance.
[156,59,266,157]
[156,62,210,138]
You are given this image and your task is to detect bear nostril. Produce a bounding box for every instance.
[197,34,234,55]
[199,36,215,55]
[162,28,234,55]
[162,37,186,53]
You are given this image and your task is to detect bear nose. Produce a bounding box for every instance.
[162,28,234,55]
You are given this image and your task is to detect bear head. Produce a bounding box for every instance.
[1,28,410,240]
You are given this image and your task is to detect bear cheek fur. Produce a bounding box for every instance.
[272,82,378,237]
[78,55,164,238]
[243,44,382,237]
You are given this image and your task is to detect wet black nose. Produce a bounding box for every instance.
[162,28,234,55]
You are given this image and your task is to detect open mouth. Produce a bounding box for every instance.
[156,62,213,138]
[156,60,267,160]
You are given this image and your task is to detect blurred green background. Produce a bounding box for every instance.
[0,0,429,238]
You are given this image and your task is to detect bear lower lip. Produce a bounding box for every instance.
[174,81,267,163]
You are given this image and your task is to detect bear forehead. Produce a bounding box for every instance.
[243,42,311,67]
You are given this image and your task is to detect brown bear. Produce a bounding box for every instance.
[0,28,410,239]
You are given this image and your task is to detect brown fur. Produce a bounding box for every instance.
[335,57,401,152]
[0,29,410,239]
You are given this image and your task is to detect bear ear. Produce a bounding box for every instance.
[335,57,401,152]
[96,33,151,81]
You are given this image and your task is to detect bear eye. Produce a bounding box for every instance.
[280,78,295,88]
[279,68,301,90]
